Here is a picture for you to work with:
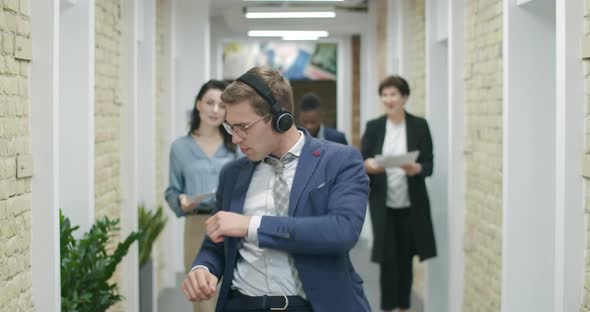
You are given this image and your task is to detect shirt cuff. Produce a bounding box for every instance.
[246,216,262,243]
[189,265,210,274]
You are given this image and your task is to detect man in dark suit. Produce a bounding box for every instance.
[181,66,371,312]
[298,92,348,145]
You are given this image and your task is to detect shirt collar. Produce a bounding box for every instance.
[263,131,305,164]
[287,131,305,158]
[317,124,325,140]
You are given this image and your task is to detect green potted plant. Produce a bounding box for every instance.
[138,205,168,312]
[60,210,140,312]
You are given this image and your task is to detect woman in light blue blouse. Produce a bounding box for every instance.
[164,80,238,312]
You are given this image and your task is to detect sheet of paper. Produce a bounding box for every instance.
[187,192,215,205]
[374,151,420,168]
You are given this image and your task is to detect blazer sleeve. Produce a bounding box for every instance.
[256,147,369,255]
[418,120,434,177]
[191,164,228,278]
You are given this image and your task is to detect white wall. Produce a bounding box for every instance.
[386,0,404,76]
[555,0,585,310]
[30,0,61,310]
[447,0,465,311]
[153,0,179,290]
[58,0,95,234]
[120,0,140,310]
[425,0,449,311]
[137,0,157,209]
[502,0,556,311]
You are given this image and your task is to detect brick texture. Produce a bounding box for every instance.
[405,0,426,118]
[156,0,171,292]
[376,0,388,82]
[0,0,34,311]
[95,1,125,311]
[462,0,504,311]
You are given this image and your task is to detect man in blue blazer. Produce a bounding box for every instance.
[298,92,348,145]
[181,66,371,312]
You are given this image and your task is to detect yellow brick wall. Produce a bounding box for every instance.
[95,0,122,221]
[0,1,34,311]
[375,0,388,82]
[405,0,426,117]
[463,0,503,311]
[582,7,590,312]
[95,1,125,311]
[156,0,171,292]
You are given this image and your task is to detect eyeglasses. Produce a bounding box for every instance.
[222,114,270,138]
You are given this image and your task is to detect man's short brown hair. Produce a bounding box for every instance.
[221,66,294,117]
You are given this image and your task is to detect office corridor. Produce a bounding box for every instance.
[3,1,590,312]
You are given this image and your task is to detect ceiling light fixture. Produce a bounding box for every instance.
[247,30,329,38]
[245,7,336,19]
[246,11,335,18]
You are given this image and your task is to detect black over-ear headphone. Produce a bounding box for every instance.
[236,73,294,133]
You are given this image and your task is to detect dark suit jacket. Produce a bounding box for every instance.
[323,126,348,145]
[361,112,436,263]
[193,130,371,312]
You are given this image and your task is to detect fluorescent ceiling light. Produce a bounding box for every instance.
[248,30,329,38]
[245,7,335,19]
[246,11,335,18]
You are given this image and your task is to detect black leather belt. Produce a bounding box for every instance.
[224,289,311,311]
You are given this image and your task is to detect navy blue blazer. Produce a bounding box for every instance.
[193,130,371,312]
[323,127,348,145]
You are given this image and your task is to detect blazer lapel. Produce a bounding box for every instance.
[405,112,418,152]
[289,132,322,216]
[374,116,387,155]
[230,161,257,214]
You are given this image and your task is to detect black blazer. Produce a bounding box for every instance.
[361,112,436,263]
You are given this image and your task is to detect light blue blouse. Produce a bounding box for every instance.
[164,135,239,217]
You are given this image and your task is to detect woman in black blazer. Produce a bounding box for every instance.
[361,76,436,312]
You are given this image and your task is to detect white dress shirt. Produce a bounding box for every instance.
[382,118,411,208]
[231,131,306,297]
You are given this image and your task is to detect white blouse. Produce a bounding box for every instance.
[382,118,411,208]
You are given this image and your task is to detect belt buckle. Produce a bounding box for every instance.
[269,295,289,311]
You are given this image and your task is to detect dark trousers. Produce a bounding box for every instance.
[380,208,414,310]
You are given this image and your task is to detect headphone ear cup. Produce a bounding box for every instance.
[274,111,294,133]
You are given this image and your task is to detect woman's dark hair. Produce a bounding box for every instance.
[378,75,411,97]
[188,79,236,153]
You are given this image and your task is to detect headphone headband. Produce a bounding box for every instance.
[236,73,282,114]
[236,71,294,133]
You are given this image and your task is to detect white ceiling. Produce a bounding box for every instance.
[210,0,369,37]
[210,0,368,16]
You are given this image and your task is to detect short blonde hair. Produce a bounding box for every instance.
[221,66,294,117]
